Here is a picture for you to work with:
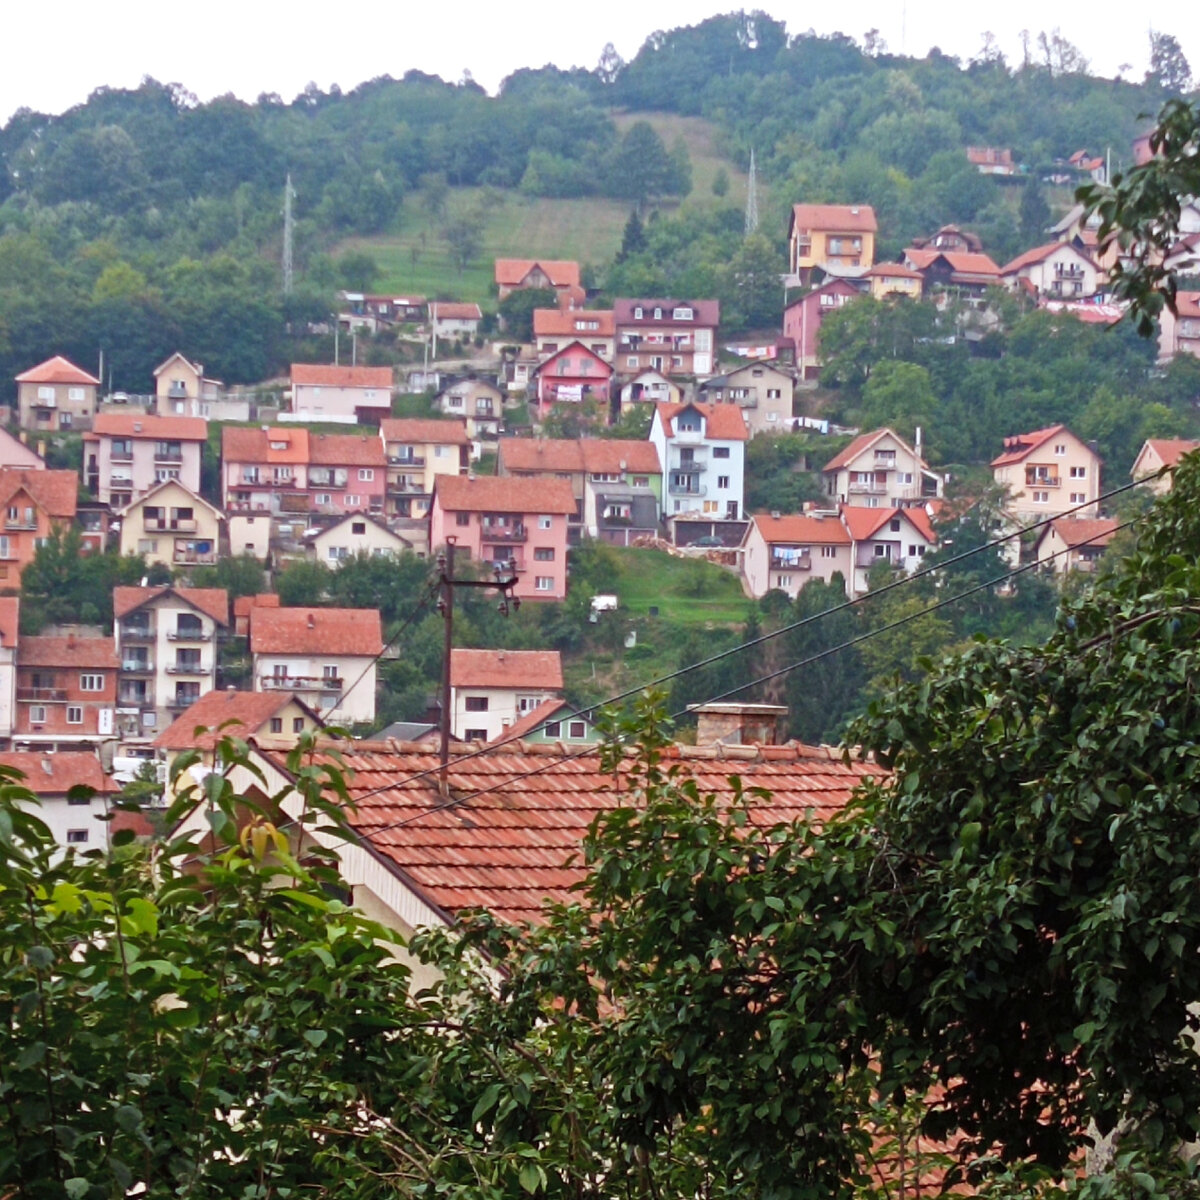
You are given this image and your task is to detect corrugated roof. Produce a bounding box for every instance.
[91,413,207,441]
[291,364,394,389]
[451,648,563,690]
[250,607,383,657]
[15,356,100,385]
[261,739,887,926]
[655,402,748,442]
[494,259,581,288]
[0,469,78,519]
[19,635,118,669]
[750,513,851,545]
[155,690,322,750]
[113,586,229,627]
[380,418,470,446]
[0,751,117,795]
[434,475,577,516]
[790,203,878,233]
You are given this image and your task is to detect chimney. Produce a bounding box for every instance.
[691,703,788,748]
[307,613,316,629]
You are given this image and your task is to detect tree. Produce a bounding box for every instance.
[275,558,330,606]
[442,212,482,274]
[1018,177,1051,241]
[189,553,267,599]
[616,208,648,262]
[498,286,557,341]
[1145,30,1192,94]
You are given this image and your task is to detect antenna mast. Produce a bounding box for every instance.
[744,148,759,236]
[282,173,295,297]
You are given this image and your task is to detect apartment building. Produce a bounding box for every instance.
[13,631,118,748]
[16,356,100,432]
[613,299,719,377]
[649,401,748,521]
[84,413,206,506]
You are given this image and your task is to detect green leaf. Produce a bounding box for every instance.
[518,1162,543,1194]
[303,1029,328,1048]
[64,1179,89,1200]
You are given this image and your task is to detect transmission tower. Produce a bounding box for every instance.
[744,148,759,236]
[282,173,295,297]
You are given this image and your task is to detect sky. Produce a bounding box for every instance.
[3,0,1198,123]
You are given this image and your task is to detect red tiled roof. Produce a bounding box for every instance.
[0,597,18,647]
[222,426,309,464]
[655,402,748,442]
[499,438,661,476]
[430,302,483,321]
[262,740,887,925]
[113,586,229,627]
[434,475,577,516]
[494,698,571,742]
[838,505,936,545]
[1001,242,1094,274]
[380,418,470,446]
[19,635,118,669]
[234,593,280,620]
[0,469,78,519]
[1141,438,1200,469]
[308,433,386,467]
[155,689,322,750]
[532,308,615,337]
[91,413,206,441]
[15,356,100,386]
[250,607,383,657]
[533,341,614,377]
[902,248,1001,277]
[580,440,662,475]
[494,259,581,288]
[1046,517,1119,549]
[291,364,393,389]
[0,751,117,795]
[869,263,923,279]
[790,203,878,233]
[822,428,917,473]
[991,425,1070,467]
[451,648,563,690]
[751,513,851,545]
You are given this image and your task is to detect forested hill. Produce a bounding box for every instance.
[0,12,1190,393]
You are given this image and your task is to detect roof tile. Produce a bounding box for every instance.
[451,648,563,690]
[434,475,576,516]
[250,607,383,657]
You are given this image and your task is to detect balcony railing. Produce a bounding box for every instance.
[167,629,211,641]
[167,697,200,712]
[1025,474,1061,488]
[668,483,706,497]
[146,518,197,532]
[387,478,426,494]
[4,519,37,530]
[387,454,426,467]
[167,384,188,398]
[120,625,153,642]
[174,549,218,565]
[110,451,133,462]
[770,554,812,571]
[166,663,207,675]
[261,675,343,691]
[848,481,887,495]
[481,523,527,543]
[154,451,183,463]
[18,687,66,702]
[118,692,154,708]
[121,660,154,673]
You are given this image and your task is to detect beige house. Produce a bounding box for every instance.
[1000,242,1101,299]
[867,263,924,300]
[1131,438,1200,494]
[787,204,877,281]
[1034,517,1119,575]
[290,364,393,423]
[309,513,411,566]
[16,356,100,432]
[118,480,224,570]
[697,363,794,436]
[533,309,616,362]
[84,413,206,506]
[436,378,503,447]
[741,513,853,600]
[1157,292,1200,364]
[822,428,943,508]
[991,425,1102,522]
[228,513,272,559]
[153,352,227,417]
[449,648,564,744]
[379,417,470,519]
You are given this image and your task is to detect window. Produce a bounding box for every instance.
[534,547,554,561]
[634,306,643,318]
[270,717,283,733]
[821,546,837,559]
[713,447,730,459]
[654,307,662,319]
[315,493,331,506]
[1070,466,1087,478]
[358,468,374,481]
[631,475,649,488]
[80,674,105,692]
[775,575,793,588]
[673,307,693,320]
[889,518,901,532]
[0,536,12,559]
[293,717,305,733]
[434,445,448,458]
[346,495,361,506]
[1054,444,1067,456]
[568,721,587,738]
[37,385,54,400]
[323,665,339,681]
[898,472,914,485]
[465,696,489,712]
[66,705,82,724]
[465,729,488,742]
[68,790,90,806]
[874,544,888,557]
[538,515,552,530]
[456,513,471,527]
[1070,492,1086,504]
[446,394,463,408]
[626,356,638,368]
[67,829,89,845]
[1033,490,1049,504]
[908,544,926,558]
[60,413,72,428]
[544,721,561,738]
[717,475,730,489]
[155,467,181,483]
[766,388,781,399]
[30,706,46,724]
[351,521,366,535]
[535,576,554,591]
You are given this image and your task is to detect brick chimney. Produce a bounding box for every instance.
[691,703,788,747]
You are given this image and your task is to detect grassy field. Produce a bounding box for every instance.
[335,111,745,307]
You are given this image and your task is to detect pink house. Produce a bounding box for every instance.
[429,475,576,601]
[306,433,386,514]
[531,341,614,416]
[782,279,863,381]
[84,413,206,507]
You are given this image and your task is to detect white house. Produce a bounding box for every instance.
[741,513,852,600]
[308,513,412,566]
[840,505,938,596]
[1000,242,1102,300]
[449,648,564,744]
[649,401,748,521]
[289,364,393,423]
[822,428,943,508]
[0,751,119,851]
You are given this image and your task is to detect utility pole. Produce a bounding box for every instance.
[744,147,759,236]
[282,173,295,298]
[436,539,520,794]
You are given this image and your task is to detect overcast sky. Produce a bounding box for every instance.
[3,1,1197,123]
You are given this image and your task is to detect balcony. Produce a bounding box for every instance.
[167,629,211,642]
[856,547,895,568]
[481,523,527,544]
[118,691,154,708]
[167,697,200,713]
[145,517,197,532]
[308,471,348,489]
[174,548,218,565]
[110,450,133,462]
[387,454,426,467]
[121,659,154,674]
[5,518,37,531]
[18,687,66,702]
[770,553,812,571]
[387,477,426,494]
[1025,473,1061,488]
[166,662,207,675]
[167,383,188,399]
[673,427,704,444]
[120,624,154,642]
[154,451,183,464]
[848,481,887,495]
[668,481,705,497]
[262,674,342,692]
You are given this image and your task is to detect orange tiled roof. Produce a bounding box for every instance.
[902,248,1001,277]
[91,413,207,441]
[234,593,280,620]
[155,689,321,750]
[0,751,117,794]
[1142,438,1200,469]
[991,425,1071,468]
[451,648,563,690]
[308,433,386,467]
[434,474,577,516]
[250,607,383,657]
[499,438,661,476]
[0,596,18,647]
[113,586,229,627]
[838,505,938,544]
[1001,242,1093,274]
[291,364,393,389]
[0,469,78,519]
[19,635,118,669]
[790,203,878,233]
[15,356,100,386]
[430,302,483,321]
[493,698,572,742]
[655,402,748,442]
[823,429,897,472]
[222,426,310,465]
[869,263,923,279]
[1046,517,1119,549]
[751,513,851,545]
[261,739,887,925]
[494,259,581,289]
[532,308,616,337]
[380,418,470,446]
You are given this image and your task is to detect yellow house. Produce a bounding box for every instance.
[867,263,923,301]
[788,204,877,281]
[991,425,1102,523]
[118,479,224,570]
[1130,438,1200,495]
[379,417,470,519]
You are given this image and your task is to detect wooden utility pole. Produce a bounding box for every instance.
[436,538,520,794]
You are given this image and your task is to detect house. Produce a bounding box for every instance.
[1034,517,1120,575]
[228,513,271,560]
[289,364,393,424]
[450,648,564,743]
[839,505,938,596]
[0,597,19,745]
[649,402,748,521]
[787,204,877,281]
[233,593,279,637]
[617,370,683,415]
[533,308,616,362]
[435,378,504,448]
[337,293,426,327]
[117,480,224,570]
[1000,243,1101,300]
[379,418,470,520]
[152,352,227,418]
[500,344,540,395]
[13,630,118,748]
[867,263,924,301]
[782,279,863,381]
[493,697,601,745]
[249,605,383,726]
[308,513,411,566]
[991,425,1102,521]
[494,259,585,308]
[1157,291,1200,364]
[15,356,100,432]
[530,342,614,415]
[696,363,794,436]
[1130,438,1200,494]
[910,225,986,255]
[429,302,483,342]
[0,469,78,588]
[741,512,853,600]
[0,751,119,851]
[307,433,386,515]
[613,299,720,377]
[113,585,230,751]
[965,147,1017,176]
[0,428,46,471]
[84,413,206,505]
[497,437,663,541]
[822,428,943,508]
[900,248,1002,299]
[429,475,575,601]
